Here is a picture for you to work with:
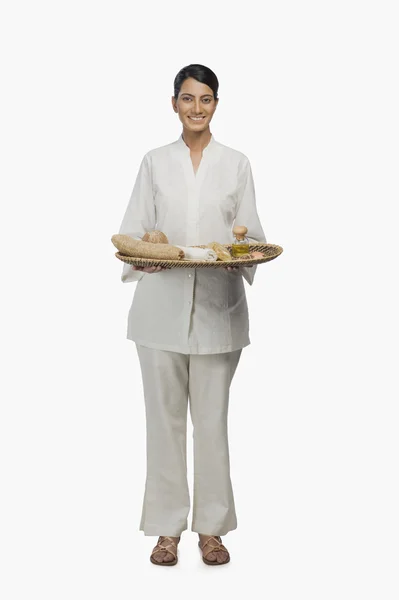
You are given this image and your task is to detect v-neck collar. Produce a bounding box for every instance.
[176,133,216,182]
[176,133,216,155]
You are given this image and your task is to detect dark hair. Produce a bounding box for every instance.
[173,64,219,100]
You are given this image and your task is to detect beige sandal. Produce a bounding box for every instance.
[150,536,180,566]
[198,535,230,566]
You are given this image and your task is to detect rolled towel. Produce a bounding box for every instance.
[174,245,218,261]
[111,234,184,260]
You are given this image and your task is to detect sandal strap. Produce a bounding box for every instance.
[200,536,229,559]
[151,536,179,560]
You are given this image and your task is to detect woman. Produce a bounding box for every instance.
[118,64,267,565]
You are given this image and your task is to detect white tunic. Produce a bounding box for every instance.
[118,133,267,354]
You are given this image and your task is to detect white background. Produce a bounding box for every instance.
[1,1,398,598]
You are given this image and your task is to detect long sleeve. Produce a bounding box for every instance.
[119,134,264,354]
[118,153,156,283]
[234,157,267,286]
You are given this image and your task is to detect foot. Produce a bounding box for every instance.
[198,534,230,565]
[150,536,180,564]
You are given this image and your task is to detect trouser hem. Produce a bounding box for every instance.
[191,523,237,536]
[140,524,188,537]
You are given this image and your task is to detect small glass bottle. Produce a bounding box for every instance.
[231,225,250,257]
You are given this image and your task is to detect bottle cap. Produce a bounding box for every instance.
[233,225,248,240]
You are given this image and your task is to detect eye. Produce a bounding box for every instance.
[182,96,191,101]
[203,98,211,103]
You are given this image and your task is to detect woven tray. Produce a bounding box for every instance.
[115,243,283,269]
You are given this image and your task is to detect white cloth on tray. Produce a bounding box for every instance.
[174,245,218,261]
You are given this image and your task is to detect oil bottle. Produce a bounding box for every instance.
[231,225,250,257]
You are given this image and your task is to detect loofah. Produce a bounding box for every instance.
[111,234,184,260]
[205,242,233,262]
[142,230,169,244]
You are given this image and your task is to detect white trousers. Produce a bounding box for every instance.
[135,343,242,536]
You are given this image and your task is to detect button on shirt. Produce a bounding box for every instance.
[118,133,267,354]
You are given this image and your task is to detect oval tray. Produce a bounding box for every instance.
[115,243,283,269]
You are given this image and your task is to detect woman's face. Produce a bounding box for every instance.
[172,77,218,132]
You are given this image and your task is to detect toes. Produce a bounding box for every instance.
[152,550,166,562]
[163,552,174,562]
[217,551,229,563]
[154,552,164,563]
[207,551,216,562]
[152,549,175,563]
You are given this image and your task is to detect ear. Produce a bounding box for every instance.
[171,96,178,112]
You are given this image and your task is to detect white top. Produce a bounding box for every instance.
[118,133,267,354]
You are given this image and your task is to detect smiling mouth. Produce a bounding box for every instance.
[188,116,205,121]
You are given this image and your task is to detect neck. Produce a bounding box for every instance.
[181,127,212,152]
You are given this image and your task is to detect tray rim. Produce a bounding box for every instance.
[115,242,283,268]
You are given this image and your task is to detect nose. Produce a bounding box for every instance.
[194,98,201,113]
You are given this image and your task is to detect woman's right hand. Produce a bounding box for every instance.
[132,265,170,273]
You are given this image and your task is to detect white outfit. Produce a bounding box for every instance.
[118,133,266,537]
[136,343,242,536]
[118,133,267,355]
